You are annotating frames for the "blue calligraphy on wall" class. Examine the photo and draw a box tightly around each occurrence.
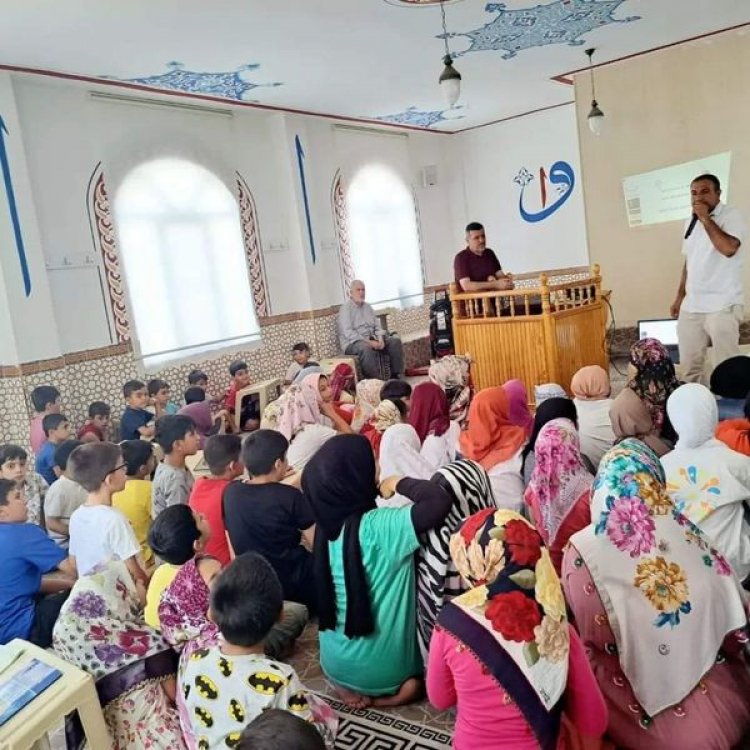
[295,135,316,264]
[515,161,575,223]
[0,116,31,296]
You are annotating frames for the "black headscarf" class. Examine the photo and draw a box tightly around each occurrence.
[710,356,750,400]
[301,434,379,638]
[521,397,578,468]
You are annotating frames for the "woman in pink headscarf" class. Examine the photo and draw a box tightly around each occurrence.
[275,373,352,471]
[502,379,534,439]
[524,418,593,573]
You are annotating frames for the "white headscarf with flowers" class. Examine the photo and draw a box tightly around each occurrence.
[448,508,569,711]
[570,438,747,716]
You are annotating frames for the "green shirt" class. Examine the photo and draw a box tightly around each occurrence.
[319,507,422,695]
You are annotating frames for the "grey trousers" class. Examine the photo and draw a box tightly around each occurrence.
[345,336,405,379]
[264,600,309,660]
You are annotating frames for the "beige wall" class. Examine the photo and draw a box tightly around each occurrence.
[576,29,750,326]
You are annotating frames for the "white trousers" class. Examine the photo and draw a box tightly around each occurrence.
[677,305,743,383]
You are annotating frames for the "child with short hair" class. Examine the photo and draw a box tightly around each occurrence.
[151,415,199,519]
[224,360,260,431]
[0,444,48,527]
[120,379,155,441]
[223,430,316,612]
[113,440,157,568]
[77,401,111,443]
[67,442,147,585]
[188,369,209,388]
[44,440,86,549]
[35,413,71,486]
[188,434,243,567]
[238,710,326,750]
[29,385,61,455]
[0,478,76,647]
[179,387,228,448]
[148,378,179,418]
[285,343,318,385]
[145,503,218,631]
[180,553,323,750]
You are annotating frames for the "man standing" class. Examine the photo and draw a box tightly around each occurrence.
[454,222,514,292]
[671,174,746,383]
[338,279,404,379]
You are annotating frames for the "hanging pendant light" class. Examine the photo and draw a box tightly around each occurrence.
[438,1,461,108]
[585,48,604,135]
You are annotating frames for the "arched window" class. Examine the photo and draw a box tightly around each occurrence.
[344,165,424,309]
[114,158,260,369]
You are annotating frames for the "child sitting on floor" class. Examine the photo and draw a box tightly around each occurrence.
[284,342,319,386]
[68,442,148,585]
[223,430,316,613]
[0,444,48,527]
[179,387,230,447]
[238,709,325,750]
[148,378,179,418]
[189,369,224,406]
[180,553,327,750]
[188,434,243,567]
[224,360,260,432]
[113,440,157,569]
[35,413,71,486]
[44,440,86,549]
[120,379,155,441]
[151,415,199,519]
[29,385,61,455]
[77,401,111,442]
[145,503,219,632]
[0,478,76,648]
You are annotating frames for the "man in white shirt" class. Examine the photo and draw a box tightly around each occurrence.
[671,174,746,383]
[337,279,404,378]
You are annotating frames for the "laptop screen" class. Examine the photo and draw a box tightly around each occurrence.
[638,318,679,347]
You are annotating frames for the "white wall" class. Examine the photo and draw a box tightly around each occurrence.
[2,72,587,365]
[453,103,589,276]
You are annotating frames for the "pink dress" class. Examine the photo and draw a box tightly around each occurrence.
[562,544,750,750]
[427,624,607,750]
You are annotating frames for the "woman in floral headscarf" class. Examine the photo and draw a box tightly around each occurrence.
[524,418,593,573]
[274,372,352,471]
[53,561,185,750]
[562,439,750,750]
[427,508,607,750]
[429,355,472,427]
[626,338,680,441]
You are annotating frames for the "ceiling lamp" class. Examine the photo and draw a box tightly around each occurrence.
[438,1,461,108]
[585,48,604,135]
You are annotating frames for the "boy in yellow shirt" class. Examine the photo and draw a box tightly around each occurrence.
[112,440,157,569]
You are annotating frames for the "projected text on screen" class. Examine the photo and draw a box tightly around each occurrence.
[622,152,731,229]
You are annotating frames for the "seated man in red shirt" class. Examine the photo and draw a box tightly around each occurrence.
[453,222,514,292]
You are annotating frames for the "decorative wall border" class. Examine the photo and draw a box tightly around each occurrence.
[87,164,131,342]
[332,169,355,296]
[236,172,271,318]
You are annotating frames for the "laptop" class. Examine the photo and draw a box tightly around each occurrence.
[638,318,680,364]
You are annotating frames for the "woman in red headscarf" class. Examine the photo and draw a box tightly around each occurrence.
[409,382,460,470]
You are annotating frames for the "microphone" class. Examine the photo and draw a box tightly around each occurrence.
[684,213,698,240]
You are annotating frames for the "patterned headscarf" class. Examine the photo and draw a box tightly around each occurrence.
[628,338,680,433]
[502,379,534,437]
[525,418,593,548]
[329,363,355,402]
[443,508,569,749]
[371,399,403,433]
[53,561,172,681]
[571,439,747,717]
[429,355,472,426]
[275,373,324,441]
[416,459,496,659]
[352,379,385,433]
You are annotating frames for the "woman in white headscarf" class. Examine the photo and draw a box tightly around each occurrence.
[661,383,750,581]
[378,424,434,508]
